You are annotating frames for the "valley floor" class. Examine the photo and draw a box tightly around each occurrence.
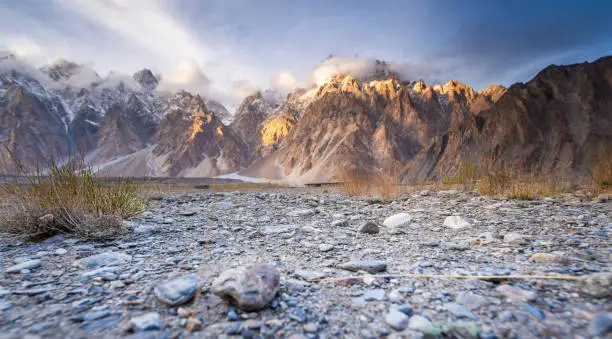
[0,189,610,338]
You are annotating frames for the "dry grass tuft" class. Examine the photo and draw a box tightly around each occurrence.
[0,158,145,239]
[340,166,401,199]
[592,143,612,190]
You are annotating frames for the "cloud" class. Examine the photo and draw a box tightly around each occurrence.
[158,60,212,95]
[5,36,44,63]
[270,70,297,91]
[309,56,443,86]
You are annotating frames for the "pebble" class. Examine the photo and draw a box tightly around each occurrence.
[130,313,163,332]
[385,310,409,330]
[73,252,131,269]
[330,219,347,227]
[443,216,472,229]
[495,284,537,302]
[154,274,199,306]
[443,303,479,320]
[54,248,68,255]
[363,289,385,301]
[337,260,387,274]
[383,213,412,234]
[408,315,433,332]
[580,272,612,298]
[503,233,525,244]
[212,263,280,311]
[528,252,567,264]
[287,209,315,217]
[456,292,489,310]
[357,221,380,234]
[294,270,326,281]
[5,259,41,273]
[589,312,612,337]
[260,225,295,235]
[317,244,334,252]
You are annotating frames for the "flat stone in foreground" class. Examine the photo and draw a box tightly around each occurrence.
[154,274,199,306]
[6,259,41,273]
[337,260,387,274]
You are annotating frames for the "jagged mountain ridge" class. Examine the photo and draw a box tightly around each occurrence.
[1,54,609,183]
[0,56,235,175]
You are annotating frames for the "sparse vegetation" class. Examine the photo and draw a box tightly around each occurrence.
[591,142,612,189]
[340,166,401,199]
[0,158,145,239]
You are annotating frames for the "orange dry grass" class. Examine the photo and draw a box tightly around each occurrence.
[340,167,401,199]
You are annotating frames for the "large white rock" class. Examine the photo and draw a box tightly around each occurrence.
[443,216,472,229]
[383,213,412,234]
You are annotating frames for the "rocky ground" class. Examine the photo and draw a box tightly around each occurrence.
[0,189,611,338]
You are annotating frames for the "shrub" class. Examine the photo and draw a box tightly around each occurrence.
[339,166,401,199]
[0,158,145,239]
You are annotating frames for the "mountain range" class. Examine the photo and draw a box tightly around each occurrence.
[1,52,610,184]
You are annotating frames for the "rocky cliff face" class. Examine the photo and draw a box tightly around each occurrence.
[245,75,491,182]
[151,92,247,177]
[1,53,609,182]
[404,56,612,182]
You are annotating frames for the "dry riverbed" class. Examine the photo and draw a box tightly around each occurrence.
[0,189,610,338]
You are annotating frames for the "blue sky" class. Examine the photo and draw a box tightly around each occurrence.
[0,0,610,104]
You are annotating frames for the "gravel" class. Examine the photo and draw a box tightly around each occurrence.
[0,189,609,338]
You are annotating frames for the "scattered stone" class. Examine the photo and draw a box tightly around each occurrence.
[318,244,334,252]
[589,313,612,337]
[383,213,412,234]
[363,289,385,301]
[331,219,348,227]
[580,272,612,298]
[287,209,315,217]
[408,315,433,332]
[293,270,326,281]
[337,260,387,274]
[73,252,131,269]
[260,225,295,235]
[55,248,68,255]
[130,313,163,332]
[6,259,41,273]
[385,310,409,330]
[358,221,380,234]
[456,292,489,310]
[212,263,280,311]
[528,252,567,264]
[443,303,479,320]
[503,233,525,244]
[154,274,199,306]
[495,285,537,302]
[390,304,413,315]
[445,241,471,251]
[520,302,545,321]
[179,210,197,216]
[443,216,472,229]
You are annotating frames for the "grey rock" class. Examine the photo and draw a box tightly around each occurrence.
[55,248,68,255]
[130,312,163,332]
[294,270,326,281]
[589,312,612,337]
[73,252,131,269]
[154,274,199,306]
[443,216,471,229]
[456,292,489,310]
[212,263,280,311]
[357,221,380,234]
[337,260,387,274]
[363,289,385,301]
[383,213,412,234]
[495,284,537,302]
[443,303,479,320]
[408,315,432,332]
[81,266,120,278]
[6,259,41,273]
[260,224,295,235]
[318,244,334,252]
[580,272,612,298]
[287,209,315,217]
[331,219,348,227]
[385,310,409,330]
